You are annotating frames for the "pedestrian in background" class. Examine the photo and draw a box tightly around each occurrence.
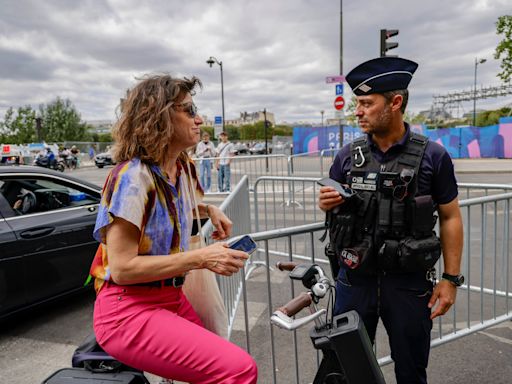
[215,131,235,192]
[90,74,257,383]
[318,57,463,384]
[195,132,215,192]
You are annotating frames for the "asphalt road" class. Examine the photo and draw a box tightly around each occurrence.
[1,159,512,384]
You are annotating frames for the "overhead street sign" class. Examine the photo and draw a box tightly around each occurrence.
[335,84,344,95]
[334,96,345,110]
[326,75,345,84]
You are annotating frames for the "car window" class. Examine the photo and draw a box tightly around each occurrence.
[0,176,100,217]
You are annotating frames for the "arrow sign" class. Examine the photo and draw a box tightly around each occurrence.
[334,96,345,110]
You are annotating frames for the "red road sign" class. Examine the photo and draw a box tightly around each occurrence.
[334,96,345,110]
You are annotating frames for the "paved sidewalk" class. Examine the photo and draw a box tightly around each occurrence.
[453,158,512,174]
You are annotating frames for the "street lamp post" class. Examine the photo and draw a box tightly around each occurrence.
[473,57,486,127]
[206,56,225,132]
[320,110,324,127]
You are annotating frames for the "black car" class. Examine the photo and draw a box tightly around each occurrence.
[94,151,115,168]
[0,166,101,320]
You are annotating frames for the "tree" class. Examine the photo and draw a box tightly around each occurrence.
[495,15,512,83]
[38,97,91,142]
[0,106,37,143]
[345,96,357,126]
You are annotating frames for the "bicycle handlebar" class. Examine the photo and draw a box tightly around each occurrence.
[270,262,333,331]
[276,292,312,317]
[276,261,298,271]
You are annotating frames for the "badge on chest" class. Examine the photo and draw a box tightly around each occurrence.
[350,171,378,191]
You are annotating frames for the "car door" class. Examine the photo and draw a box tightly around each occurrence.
[0,174,100,308]
[0,192,26,318]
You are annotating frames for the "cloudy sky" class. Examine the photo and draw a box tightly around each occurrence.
[0,0,508,125]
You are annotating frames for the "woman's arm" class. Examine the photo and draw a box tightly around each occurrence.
[196,203,232,240]
[106,217,246,285]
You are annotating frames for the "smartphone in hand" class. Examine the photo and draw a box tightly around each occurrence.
[317,177,357,199]
[229,235,257,255]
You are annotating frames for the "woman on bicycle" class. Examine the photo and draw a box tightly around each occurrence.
[90,74,257,383]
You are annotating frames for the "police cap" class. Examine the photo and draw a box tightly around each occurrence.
[346,57,418,96]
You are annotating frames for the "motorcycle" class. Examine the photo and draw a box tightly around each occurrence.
[33,154,66,172]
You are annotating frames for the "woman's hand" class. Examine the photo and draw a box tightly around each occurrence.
[202,242,249,276]
[207,205,232,240]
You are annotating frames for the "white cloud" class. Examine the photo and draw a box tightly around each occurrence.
[0,0,508,124]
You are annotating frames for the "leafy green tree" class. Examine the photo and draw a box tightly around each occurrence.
[38,97,90,142]
[345,96,357,126]
[495,15,512,82]
[0,106,37,143]
[225,124,240,141]
[201,126,214,138]
[98,133,113,142]
[273,124,293,137]
[476,108,510,126]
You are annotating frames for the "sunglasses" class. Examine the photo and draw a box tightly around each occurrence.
[392,168,415,201]
[174,102,198,118]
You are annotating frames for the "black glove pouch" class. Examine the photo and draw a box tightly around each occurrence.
[378,239,401,272]
[398,234,441,272]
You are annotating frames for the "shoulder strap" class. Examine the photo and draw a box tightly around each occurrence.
[350,136,372,170]
[217,143,227,156]
[398,132,428,178]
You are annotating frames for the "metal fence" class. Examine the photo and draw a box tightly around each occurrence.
[201,175,252,339]
[209,181,512,383]
[192,154,289,193]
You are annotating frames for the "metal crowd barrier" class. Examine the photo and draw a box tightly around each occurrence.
[201,175,252,339]
[208,181,512,383]
[192,154,289,193]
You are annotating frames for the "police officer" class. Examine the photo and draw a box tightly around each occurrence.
[318,57,463,384]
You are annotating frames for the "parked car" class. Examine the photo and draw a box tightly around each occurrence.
[94,151,115,168]
[233,142,249,155]
[272,141,291,154]
[1,144,24,166]
[0,166,101,320]
[249,142,272,155]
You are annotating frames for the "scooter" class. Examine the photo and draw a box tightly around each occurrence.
[42,333,172,383]
[34,154,65,172]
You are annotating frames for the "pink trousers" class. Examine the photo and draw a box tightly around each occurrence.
[94,282,257,383]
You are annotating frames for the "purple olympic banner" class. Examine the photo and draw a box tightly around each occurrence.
[293,117,512,158]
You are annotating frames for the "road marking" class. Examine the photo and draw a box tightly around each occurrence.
[479,330,512,345]
[231,302,267,332]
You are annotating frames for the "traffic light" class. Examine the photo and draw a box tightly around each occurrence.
[380,29,399,57]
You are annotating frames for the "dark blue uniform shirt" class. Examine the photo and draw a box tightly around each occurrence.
[329,123,458,205]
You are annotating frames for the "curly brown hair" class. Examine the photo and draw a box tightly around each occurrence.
[112,74,202,164]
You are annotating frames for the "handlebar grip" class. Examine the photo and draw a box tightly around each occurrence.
[277,292,312,317]
[276,261,298,271]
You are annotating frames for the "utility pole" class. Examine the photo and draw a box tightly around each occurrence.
[263,108,269,171]
[339,0,344,148]
[35,117,42,142]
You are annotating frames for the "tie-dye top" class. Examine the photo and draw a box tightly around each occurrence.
[89,154,203,293]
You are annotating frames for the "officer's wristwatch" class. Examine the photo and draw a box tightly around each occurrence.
[442,273,464,287]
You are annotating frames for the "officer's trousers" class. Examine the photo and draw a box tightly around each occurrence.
[335,269,433,384]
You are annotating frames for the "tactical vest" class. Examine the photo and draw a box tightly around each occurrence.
[325,132,441,275]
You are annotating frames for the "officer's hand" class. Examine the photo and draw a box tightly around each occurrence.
[318,186,344,212]
[428,280,457,320]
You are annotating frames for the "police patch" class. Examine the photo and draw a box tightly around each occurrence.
[341,248,360,269]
